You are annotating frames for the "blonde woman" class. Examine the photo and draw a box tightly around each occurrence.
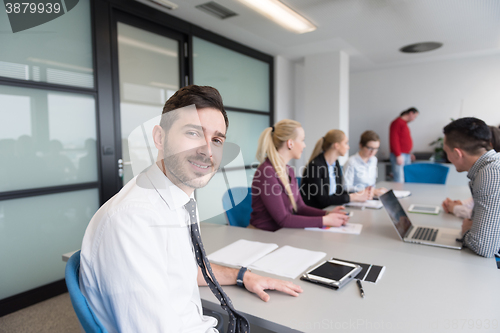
[301,130,373,209]
[250,120,349,231]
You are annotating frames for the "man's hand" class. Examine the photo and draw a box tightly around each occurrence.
[410,154,416,162]
[442,198,462,214]
[396,155,404,165]
[374,187,388,197]
[442,198,452,213]
[243,271,303,302]
[462,218,473,235]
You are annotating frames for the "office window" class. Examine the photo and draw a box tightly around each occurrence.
[117,22,180,185]
[0,0,93,88]
[193,37,270,113]
[0,189,99,299]
[193,37,272,224]
[0,85,98,192]
[225,111,269,166]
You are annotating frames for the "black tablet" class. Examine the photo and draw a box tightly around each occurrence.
[301,259,362,289]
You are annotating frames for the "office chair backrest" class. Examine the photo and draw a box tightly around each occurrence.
[404,163,449,184]
[222,187,252,227]
[65,250,108,333]
[296,177,301,186]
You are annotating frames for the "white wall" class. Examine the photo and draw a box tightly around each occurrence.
[350,54,500,160]
[274,55,294,122]
[294,52,350,170]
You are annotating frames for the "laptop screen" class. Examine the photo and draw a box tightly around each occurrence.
[379,190,413,239]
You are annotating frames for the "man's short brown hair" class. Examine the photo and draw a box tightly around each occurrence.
[160,85,228,132]
[443,117,491,155]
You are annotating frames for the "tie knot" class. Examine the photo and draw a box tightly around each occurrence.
[185,199,196,214]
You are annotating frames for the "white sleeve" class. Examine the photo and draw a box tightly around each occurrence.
[453,204,472,220]
[371,156,378,185]
[90,208,184,333]
[343,159,355,192]
[461,197,474,210]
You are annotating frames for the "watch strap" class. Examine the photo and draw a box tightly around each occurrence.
[236,267,248,287]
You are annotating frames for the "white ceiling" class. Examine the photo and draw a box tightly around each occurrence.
[137,0,500,72]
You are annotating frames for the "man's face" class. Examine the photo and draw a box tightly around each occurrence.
[161,107,226,191]
[443,136,463,172]
[408,112,419,122]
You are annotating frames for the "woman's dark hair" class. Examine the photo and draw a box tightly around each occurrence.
[160,85,228,131]
[400,107,419,117]
[443,117,491,155]
[359,130,380,146]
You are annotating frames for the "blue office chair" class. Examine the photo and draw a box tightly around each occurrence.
[65,250,108,333]
[404,163,449,184]
[222,187,252,227]
[66,251,225,333]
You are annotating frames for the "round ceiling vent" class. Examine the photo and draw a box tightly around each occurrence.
[400,42,443,53]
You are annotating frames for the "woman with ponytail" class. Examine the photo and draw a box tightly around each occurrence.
[250,120,349,231]
[300,130,373,209]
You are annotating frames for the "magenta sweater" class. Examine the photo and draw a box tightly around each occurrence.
[250,159,325,231]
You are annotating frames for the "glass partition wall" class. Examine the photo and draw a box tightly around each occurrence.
[0,0,273,315]
[192,37,272,224]
[116,20,182,185]
[0,0,100,311]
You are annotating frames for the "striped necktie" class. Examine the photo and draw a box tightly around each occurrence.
[185,199,250,333]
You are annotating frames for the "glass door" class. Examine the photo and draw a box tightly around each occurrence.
[113,13,186,186]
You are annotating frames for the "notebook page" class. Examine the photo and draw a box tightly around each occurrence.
[208,239,278,267]
[250,245,326,279]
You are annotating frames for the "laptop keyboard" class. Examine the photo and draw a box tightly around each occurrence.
[412,227,438,242]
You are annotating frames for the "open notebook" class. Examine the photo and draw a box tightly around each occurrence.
[208,240,326,279]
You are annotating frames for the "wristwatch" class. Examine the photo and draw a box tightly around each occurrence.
[236,267,249,287]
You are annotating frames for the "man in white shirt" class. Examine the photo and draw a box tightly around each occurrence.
[79,85,303,332]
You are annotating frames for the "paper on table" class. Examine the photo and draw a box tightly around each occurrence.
[208,239,278,267]
[393,190,411,198]
[249,245,326,279]
[346,200,383,209]
[304,223,362,235]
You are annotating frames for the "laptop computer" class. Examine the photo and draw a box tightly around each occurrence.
[379,190,462,250]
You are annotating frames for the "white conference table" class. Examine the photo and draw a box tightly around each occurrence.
[199,182,499,333]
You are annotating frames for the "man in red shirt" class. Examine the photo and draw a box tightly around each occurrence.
[389,107,419,182]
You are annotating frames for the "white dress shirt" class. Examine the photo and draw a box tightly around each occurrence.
[453,197,474,220]
[343,153,378,192]
[79,164,217,333]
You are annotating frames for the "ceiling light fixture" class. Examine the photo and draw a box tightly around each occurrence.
[149,0,178,10]
[196,2,238,20]
[400,42,443,53]
[237,0,316,34]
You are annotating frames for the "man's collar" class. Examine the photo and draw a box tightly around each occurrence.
[145,163,194,209]
[467,149,495,180]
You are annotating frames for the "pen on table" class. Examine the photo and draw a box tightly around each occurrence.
[356,280,365,298]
